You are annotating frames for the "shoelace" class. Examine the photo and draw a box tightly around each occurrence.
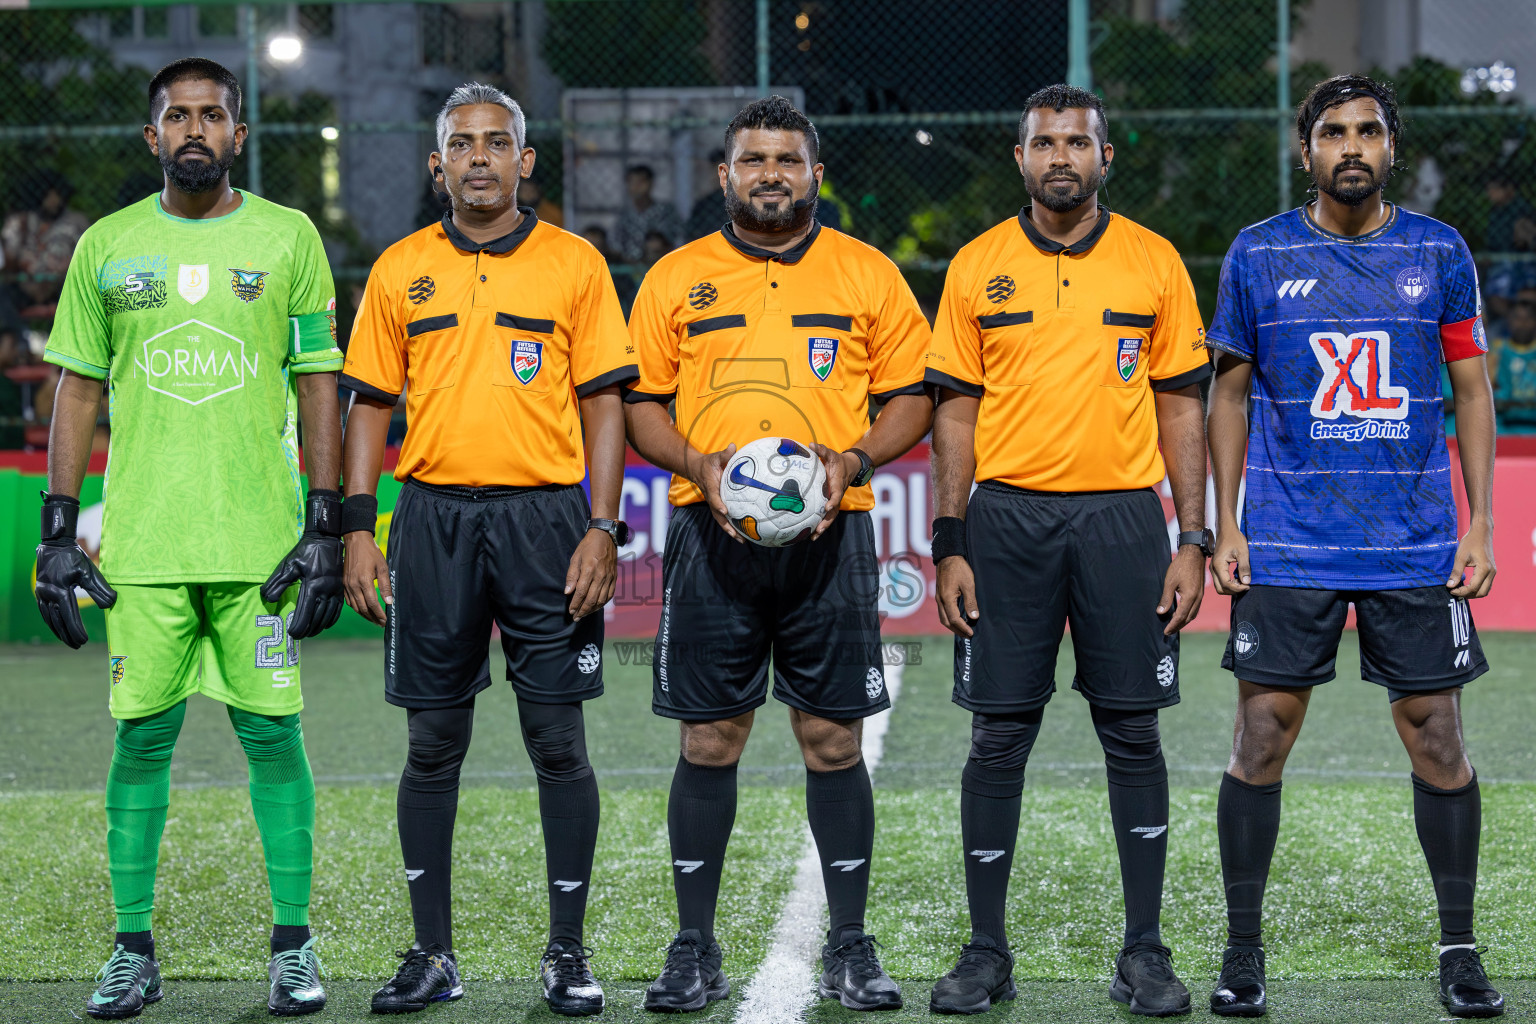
[660,936,708,979]
[1221,949,1263,986]
[1125,944,1179,982]
[95,947,151,997]
[541,945,596,984]
[830,935,886,978]
[948,943,1007,979]
[390,948,446,988]
[272,946,322,990]
[1442,948,1491,986]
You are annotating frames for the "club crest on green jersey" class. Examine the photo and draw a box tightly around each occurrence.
[230,268,269,302]
[110,655,126,686]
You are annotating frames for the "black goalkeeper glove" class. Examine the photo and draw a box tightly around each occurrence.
[34,492,117,649]
[261,489,343,640]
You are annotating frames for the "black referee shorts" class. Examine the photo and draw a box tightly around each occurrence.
[383,478,604,709]
[652,503,890,722]
[953,482,1180,713]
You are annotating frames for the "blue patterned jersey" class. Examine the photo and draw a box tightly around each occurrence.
[1207,205,1486,589]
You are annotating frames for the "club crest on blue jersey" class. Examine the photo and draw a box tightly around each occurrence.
[1394,266,1430,304]
[512,339,543,384]
[1473,317,1489,352]
[229,268,269,303]
[808,337,838,381]
[1116,337,1142,381]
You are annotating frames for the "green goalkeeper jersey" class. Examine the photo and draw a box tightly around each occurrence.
[45,191,342,584]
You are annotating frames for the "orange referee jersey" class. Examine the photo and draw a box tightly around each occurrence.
[627,222,931,511]
[926,207,1210,492]
[343,211,637,487]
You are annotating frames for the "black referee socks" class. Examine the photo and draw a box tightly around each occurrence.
[667,757,738,944]
[806,759,876,945]
[960,761,1025,948]
[1413,772,1481,947]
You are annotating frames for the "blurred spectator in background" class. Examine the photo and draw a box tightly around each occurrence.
[581,224,614,260]
[2,170,89,310]
[641,229,672,269]
[1485,171,1533,252]
[1491,299,1536,431]
[520,173,563,227]
[686,149,728,241]
[583,223,638,316]
[1483,214,1536,325]
[614,164,680,262]
[0,329,28,448]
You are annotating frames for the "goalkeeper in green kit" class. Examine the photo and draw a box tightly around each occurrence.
[35,59,344,1019]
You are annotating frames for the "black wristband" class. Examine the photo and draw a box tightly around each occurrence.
[305,489,343,537]
[340,493,378,537]
[931,516,968,562]
[40,491,81,545]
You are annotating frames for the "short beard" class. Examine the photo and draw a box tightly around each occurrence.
[453,172,515,211]
[1024,163,1104,213]
[161,144,233,194]
[725,179,818,235]
[1315,160,1392,207]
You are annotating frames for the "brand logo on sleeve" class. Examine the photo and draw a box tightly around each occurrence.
[808,336,839,381]
[688,282,718,309]
[178,264,208,304]
[1117,337,1142,381]
[229,268,269,302]
[512,339,543,384]
[986,275,1015,303]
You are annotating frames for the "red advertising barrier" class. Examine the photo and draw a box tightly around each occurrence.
[601,438,1536,638]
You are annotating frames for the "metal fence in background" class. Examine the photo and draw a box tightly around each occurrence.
[2,0,1536,445]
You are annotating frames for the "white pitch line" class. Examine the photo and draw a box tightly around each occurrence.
[731,660,905,1024]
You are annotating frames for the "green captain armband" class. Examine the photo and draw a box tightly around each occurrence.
[289,310,342,366]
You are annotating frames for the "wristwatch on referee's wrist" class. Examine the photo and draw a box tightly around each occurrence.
[844,447,875,488]
[586,518,632,546]
[1177,528,1215,558]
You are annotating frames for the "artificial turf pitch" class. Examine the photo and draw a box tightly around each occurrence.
[2,632,1534,1022]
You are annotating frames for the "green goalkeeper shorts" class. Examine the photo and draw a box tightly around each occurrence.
[103,582,303,720]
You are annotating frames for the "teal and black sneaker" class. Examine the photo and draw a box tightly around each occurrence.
[268,937,327,1016]
[85,944,162,1020]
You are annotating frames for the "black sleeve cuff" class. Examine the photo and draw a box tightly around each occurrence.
[622,386,675,405]
[339,373,402,406]
[1150,363,1214,392]
[871,380,929,402]
[924,367,984,398]
[575,363,641,398]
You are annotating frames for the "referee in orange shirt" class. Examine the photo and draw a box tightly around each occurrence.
[925,85,1211,1017]
[625,96,933,1013]
[338,84,634,1018]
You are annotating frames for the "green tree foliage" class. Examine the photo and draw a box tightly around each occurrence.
[543,0,714,88]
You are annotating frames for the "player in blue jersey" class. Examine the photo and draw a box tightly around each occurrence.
[1205,75,1503,1019]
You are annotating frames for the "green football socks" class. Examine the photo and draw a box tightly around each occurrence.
[106,701,187,933]
[228,707,316,928]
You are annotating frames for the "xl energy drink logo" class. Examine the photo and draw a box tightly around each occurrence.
[1307,330,1410,441]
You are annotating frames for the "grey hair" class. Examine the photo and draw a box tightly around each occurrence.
[435,82,525,154]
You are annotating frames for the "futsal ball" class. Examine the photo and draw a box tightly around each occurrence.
[721,437,827,547]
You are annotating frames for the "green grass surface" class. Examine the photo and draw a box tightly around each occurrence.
[2,632,1534,1023]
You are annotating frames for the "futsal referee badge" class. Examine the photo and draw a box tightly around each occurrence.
[808,336,839,381]
[512,339,544,384]
[1116,337,1143,382]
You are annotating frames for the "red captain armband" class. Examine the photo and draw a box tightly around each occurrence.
[1441,315,1489,363]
